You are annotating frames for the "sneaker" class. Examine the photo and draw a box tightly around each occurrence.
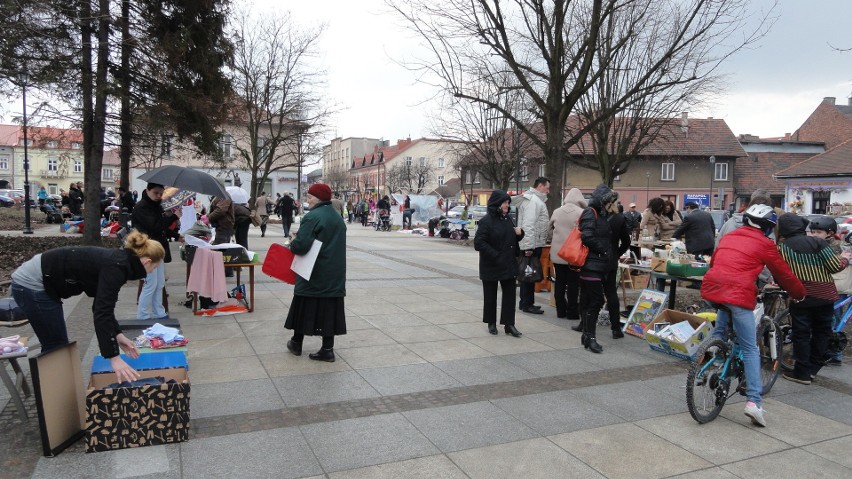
[744,402,767,427]
[783,372,812,385]
[824,357,842,367]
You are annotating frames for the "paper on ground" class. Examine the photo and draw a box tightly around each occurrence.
[291,239,322,281]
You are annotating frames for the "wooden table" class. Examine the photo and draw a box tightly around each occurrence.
[628,264,703,309]
[191,262,257,313]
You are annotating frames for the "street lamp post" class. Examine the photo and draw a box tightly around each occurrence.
[645,171,650,204]
[515,128,521,195]
[20,71,33,234]
[709,155,716,210]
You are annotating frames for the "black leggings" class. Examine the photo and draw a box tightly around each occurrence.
[579,276,605,337]
[291,333,334,349]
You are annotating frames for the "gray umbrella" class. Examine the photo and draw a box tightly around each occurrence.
[138,165,228,198]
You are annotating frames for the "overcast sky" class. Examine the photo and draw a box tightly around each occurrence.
[263,0,850,142]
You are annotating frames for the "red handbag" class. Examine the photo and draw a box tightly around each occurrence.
[557,208,597,268]
[262,243,297,284]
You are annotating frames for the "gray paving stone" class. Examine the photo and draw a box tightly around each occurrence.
[448,437,604,478]
[491,389,623,436]
[300,413,439,473]
[32,444,181,479]
[327,454,467,478]
[403,401,538,452]
[272,370,381,407]
[719,398,852,446]
[358,362,462,395]
[721,447,852,478]
[668,468,741,478]
[775,387,852,425]
[434,356,536,386]
[180,321,245,341]
[190,378,285,419]
[363,313,432,329]
[181,427,322,479]
[502,349,600,377]
[189,355,268,384]
[383,324,459,343]
[802,434,852,469]
[337,343,426,369]
[186,336,256,360]
[571,378,689,421]
[562,343,660,368]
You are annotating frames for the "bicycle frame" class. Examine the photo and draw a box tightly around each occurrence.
[833,294,852,333]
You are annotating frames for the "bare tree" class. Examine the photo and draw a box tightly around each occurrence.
[385,163,407,195]
[324,167,349,196]
[227,8,334,200]
[390,0,775,211]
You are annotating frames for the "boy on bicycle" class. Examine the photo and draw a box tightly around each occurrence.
[701,205,806,427]
[777,214,851,384]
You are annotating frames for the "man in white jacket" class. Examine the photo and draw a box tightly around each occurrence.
[517,177,551,314]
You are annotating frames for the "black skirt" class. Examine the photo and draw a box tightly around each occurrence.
[284,295,347,336]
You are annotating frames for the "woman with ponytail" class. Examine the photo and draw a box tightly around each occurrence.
[10,231,165,382]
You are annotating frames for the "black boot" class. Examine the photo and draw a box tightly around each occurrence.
[287,339,302,356]
[309,348,336,362]
[612,329,625,339]
[505,324,522,337]
[586,337,603,354]
[581,333,590,348]
[488,323,498,335]
[571,323,583,332]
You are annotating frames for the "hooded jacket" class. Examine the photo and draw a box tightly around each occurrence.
[549,188,587,265]
[517,187,549,250]
[474,190,524,281]
[701,224,805,310]
[777,214,848,306]
[579,184,617,276]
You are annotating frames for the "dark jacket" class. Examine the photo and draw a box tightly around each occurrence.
[673,209,716,254]
[290,201,347,297]
[131,190,173,263]
[607,212,632,271]
[119,191,136,213]
[777,213,847,307]
[278,195,295,218]
[68,186,84,214]
[234,203,252,226]
[474,190,524,281]
[579,184,616,276]
[41,247,148,358]
[208,196,235,232]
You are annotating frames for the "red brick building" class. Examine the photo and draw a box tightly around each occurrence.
[793,97,852,150]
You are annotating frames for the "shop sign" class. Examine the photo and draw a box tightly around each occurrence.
[788,178,852,190]
[683,194,709,207]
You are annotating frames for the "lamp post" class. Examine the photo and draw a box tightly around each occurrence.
[515,128,521,195]
[645,171,650,204]
[19,71,33,234]
[709,155,716,210]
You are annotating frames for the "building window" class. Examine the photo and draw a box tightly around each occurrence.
[538,164,545,177]
[661,162,675,181]
[47,140,58,148]
[221,134,232,159]
[257,137,269,161]
[405,156,412,167]
[48,183,57,194]
[0,156,8,170]
[48,157,58,171]
[20,139,32,146]
[521,165,529,180]
[438,158,445,168]
[437,175,444,186]
[102,168,114,180]
[466,171,477,184]
[74,160,82,173]
[714,162,728,181]
[419,157,426,167]
[161,135,172,157]
[71,142,81,149]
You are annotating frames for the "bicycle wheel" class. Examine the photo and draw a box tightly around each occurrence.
[758,317,782,394]
[774,308,794,372]
[687,338,731,424]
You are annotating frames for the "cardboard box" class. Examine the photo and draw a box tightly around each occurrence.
[644,309,712,360]
[30,346,191,456]
[650,257,667,272]
[85,367,190,452]
[629,273,650,290]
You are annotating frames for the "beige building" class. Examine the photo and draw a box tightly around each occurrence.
[322,137,382,187]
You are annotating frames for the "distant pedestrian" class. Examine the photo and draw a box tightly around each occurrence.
[673,202,716,256]
[549,188,586,321]
[278,193,295,236]
[516,177,551,314]
[255,191,269,237]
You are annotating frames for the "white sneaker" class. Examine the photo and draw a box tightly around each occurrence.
[744,402,766,427]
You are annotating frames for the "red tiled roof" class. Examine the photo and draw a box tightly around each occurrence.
[351,138,422,169]
[775,138,852,177]
[735,151,816,195]
[0,124,83,148]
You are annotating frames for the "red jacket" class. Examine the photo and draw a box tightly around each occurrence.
[701,226,805,309]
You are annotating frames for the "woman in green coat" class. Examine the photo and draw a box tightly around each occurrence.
[285,184,347,362]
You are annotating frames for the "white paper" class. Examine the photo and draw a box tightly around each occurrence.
[179,204,196,234]
[291,239,322,281]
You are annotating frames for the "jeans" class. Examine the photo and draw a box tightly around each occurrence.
[137,262,166,319]
[790,303,834,379]
[518,247,542,309]
[11,283,67,353]
[282,216,293,236]
[712,303,761,406]
[482,279,516,326]
[553,264,580,319]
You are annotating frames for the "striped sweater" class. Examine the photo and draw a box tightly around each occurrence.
[778,241,848,305]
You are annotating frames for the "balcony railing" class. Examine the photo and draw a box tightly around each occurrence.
[40,169,65,178]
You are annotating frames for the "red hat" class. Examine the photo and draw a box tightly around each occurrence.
[307,183,332,202]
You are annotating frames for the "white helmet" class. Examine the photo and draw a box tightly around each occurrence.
[743,204,777,232]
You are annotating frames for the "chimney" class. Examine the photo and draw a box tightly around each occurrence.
[680,111,688,135]
[823,97,836,105]
[784,133,791,140]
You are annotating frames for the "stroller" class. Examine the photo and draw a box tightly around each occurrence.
[41,203,63,224]
[375,209,391,231]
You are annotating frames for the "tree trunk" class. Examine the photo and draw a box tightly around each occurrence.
[118,0,131,192]
[543,116,566,213]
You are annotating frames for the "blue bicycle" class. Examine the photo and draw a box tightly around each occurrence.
[686,294,782,424]
[775,293,851,371]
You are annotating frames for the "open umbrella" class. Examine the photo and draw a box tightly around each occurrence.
[138,165,228,198]
[225,186,250,205]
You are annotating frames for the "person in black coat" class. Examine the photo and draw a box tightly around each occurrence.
[474,190,525,337]
[672,202,716,256]
[131,183,176,320]
[10,231,165,383]
[577,184,619,353]
[603,203,631,338]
